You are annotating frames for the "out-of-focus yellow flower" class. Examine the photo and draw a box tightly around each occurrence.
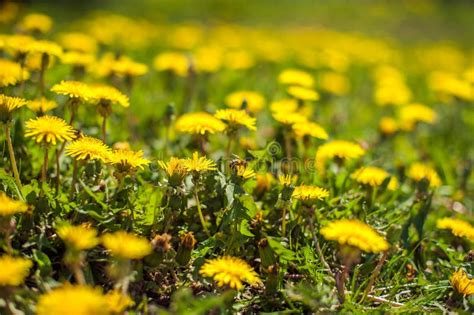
[0,2,19,24]
[407,162,441,188]
[234,165,256,180]
[292,121,328,139]
[88,84,129,108]
[437,217,474,241]
[25,115,76,145]
[255,173,274,195]
[270,98,299,114]
[279,174,297,186]
[450,269,474,297]
[153,51,190,77]
[273,111,308,125]
[27,97,57,113]
[175,112,226,135]
[215,109,256,131]
[287,86,320,101]
[26,40,63,58]
[373,65,412,106]
[57,224,100,251]
[61,51,96,67]
[351,166,398,190]
[102,231,152,260]
[225,90,265,113]
[428,71,473,102]
[319,71,350,96]
[278,68,314,87]
[398,103,437,131]
[66,136,111,162]
[0,59,30,87]
[4,34,35,55]
[105,290,134,314]
[167,24,203,50]
[194,46,223,73]
[17,13,52,34]
[37,284,109,315]
[51,80,92,101]
[0,192,28,217]
[0,94,27,122]
[292,185,329,201]
[96,53,148,78]
[321,219,389,253]
[224,49,255,70]
[109,149,150,171]
[200,256,261,290]
[57,32,98,53]
[315,140,365,174]
[0,255,32,286]
[379,116,399,135]
[182,152,217,173]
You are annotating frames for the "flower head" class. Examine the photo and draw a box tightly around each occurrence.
[0,255,32,286]
[379,116,398,135]
[51,80,92,101]
[319,71,350,96]
[315,140,366,174]
[105,290,134,314]
[0,59,30,87]
[215,109,256,131]
[398,103,437,131]
[17,13,52,34]
[292,121,328,139]
[233,164,256,180]
[278,68,314,87]
[58,32,98,53]
[109,149,150,172]
[61,51,96,67]
[158,157,188,184]
[279,174,297,187]
[96,53,148,78]
[102,231,152,259]
[407,162,441,188]
[182,152,217,173]
[450,269,474,297]
[26,40,63,57]
[321,219,389,253]
[273,111,308,125]
[437,217,474,241]
[66,136,111,162]
[57,224,100,251]
[175,112,226,135]
[0,192,28,217]
[200,256,261,290]
[270,98,299,114]
[287,86,320,101]
[27,97,58,113]
[0,94,27,122]
[25,115,76,145]
[225,91,265,113]
[36,284,108,315]
[153,51,190,76]
[88,84,129,108]
[292,185,329,201]
[351,166,398,190]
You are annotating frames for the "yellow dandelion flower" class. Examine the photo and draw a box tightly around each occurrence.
[66,136,111,162]
[0,192,28,217]
[255,173,274,194]
[379,116,398,135]
[292,121,328,139]
[175,112,226,135]
[407,162,441,188]
[88,84,129,108]
[17,13,52,34]
[319,71,350,96]
[182,152,217,173]
[270,98,299,114]
[437,217,474,241]
[27,97,58,113]
[215,109,256,131]
[321,219,389,253]
[225,91,265,113]
[398,103,437,131]
[224,49,255,70]
[26,40,63,58]
[96,53,148,78]
[37,284,109,315]
[105,290,134,314]
[292,185,329,201]
[273,111,308,125]
[109,149,150,171]
[61,51,96,67]
[450,269,474,297]
[194,46,223,73]
[4,34,35,55]
[57,224,100,251]
[51,80,92,101]
[279,174,297,186]
[158,157,188,178]
[278,68,314,87]
[315,140,366,174]
[0,59,30,87]
[351,166,398,190]
[0,94,27,122]
[0,255,32,286]
[102,231,152,259]
[234,165,256,180]
[153,51,190,77]
[287,86,320,101]
[25,115,76,145]
[57,32,98,53]
[200,256,261,290]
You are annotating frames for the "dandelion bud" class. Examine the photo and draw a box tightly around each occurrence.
[258,238,276,268]
[151,233,172,253]
[176,232,196,266]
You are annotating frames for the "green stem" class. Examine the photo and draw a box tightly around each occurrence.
[281,203,288,236]
[41,146,49,184]
[194,190,210,237]
[69,159,79,198]
[55,149,60,194]
[101,115,107,143]
[360,250,388,303]
[5,124,23,193]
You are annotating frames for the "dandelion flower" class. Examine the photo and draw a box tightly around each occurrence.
[273,111,308,125]
[17,13,52,34]
[379,116,398,135]
[234,165,256,180]
[182,152,217,173]
[57,224,100,251]
[292,185,329,201]
[398,103,437,131]
[225,91,265,113]
[319,71,350,96]
[25,115,76,145]
[407,162,441,188]
[292,121,328,139]
[27,97,58,113]
[58,32,98,53]
[26,40,63,58]
[36,284,108,315]
[109,149,150,171]
[0,192,28,217]
[450,269,474,296]
[278,68,314,87]
[61,51,96,67]
[215,109,256,131]
[315,140,366,174]
[153,51,190,77]
[66,136,111,162]
[437,217,474,241]
[105,290,134,314]
[88,84,129,108]
[4,34,35,55]
[287,86,319,101]
[321,219,389,253]
[0,255,32,286]
[0,59,30,87]
[351,166,398,190]
[270,98,299,114]
[200,256,261,290]
[158,157,188,180]
[175,112,226,135]
[0,94,27,122]
[96,53,148,78]
[279,174,297,186]
[102,231,152,260]
[51,80,92,101]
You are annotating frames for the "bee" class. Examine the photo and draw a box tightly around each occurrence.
[229,155,248,171]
